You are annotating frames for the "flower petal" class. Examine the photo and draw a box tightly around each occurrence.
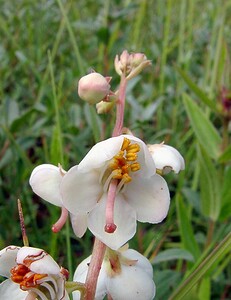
[29,164,63,206]
[73,255,107,300]
[121,249,153,278]
[106,263,156,300]
[78,136,125,172]
[0,245,20,277]
[0,279,28,299]
[56,277,70,300]
[70,213,88,238]
[124,174,170,223]
[61,166,102,213]
[148,144,185,174]
[17,247,60,275]
[88,194,137,250]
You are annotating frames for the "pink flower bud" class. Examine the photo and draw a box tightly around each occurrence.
[114,50,131,76]
[78,73,111,105]
[120,50,130,66]
[130,53,148,67]
[114,50,151,80]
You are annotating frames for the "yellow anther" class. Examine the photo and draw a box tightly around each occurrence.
[121,138,131,151]
[122,173,132,183]
[121,164,130,174]
[109,158,119,170]
[105,138,141,189]
[112,169,123,179]
[126,153,137,161]
[127,144,140,153]
[130,162,140,172]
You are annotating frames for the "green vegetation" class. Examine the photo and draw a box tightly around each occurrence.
[0,0,231,299]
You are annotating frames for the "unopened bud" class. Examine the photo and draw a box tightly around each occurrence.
[114,50,131,76]
[126,54,152,80]
[130,53,148,67]
[78,73,111,105]
[114,50,151,80]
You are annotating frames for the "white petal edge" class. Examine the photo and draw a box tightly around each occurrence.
[121,249,153,278]
[61,166,103,213]
[88,194,137,250]
[0,245,19,277]
[0,279,28,300]
[29,164,63,206]
[124,174,170,223]
[78,136,125,172]
[70,213,88,238]
[17,247,60,275]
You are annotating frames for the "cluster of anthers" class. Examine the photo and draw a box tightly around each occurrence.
[103,138,141,192]
[11,264,47,291]
[10,252,69,300]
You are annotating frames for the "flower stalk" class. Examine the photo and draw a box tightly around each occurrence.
[83,238,106,300]
[83,71,127,299]
[112,74,127,137]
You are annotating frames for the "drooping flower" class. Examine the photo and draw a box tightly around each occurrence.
[29,164,87,238]
[61,135,170,250]
[148,143,185,175]
[72,246,156,300]
[0,245,69,300]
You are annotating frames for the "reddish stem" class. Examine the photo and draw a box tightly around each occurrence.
[17,199,29,246]
[52,206,69,233]
[112,74,127,137]
[84,238,106,300]
[104,179,118,233]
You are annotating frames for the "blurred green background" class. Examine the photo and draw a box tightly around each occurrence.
[0,0,231,299]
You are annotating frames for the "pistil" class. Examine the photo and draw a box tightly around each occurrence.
[104,138,141,233]
[105,179,118,233]
[52,206,69,233]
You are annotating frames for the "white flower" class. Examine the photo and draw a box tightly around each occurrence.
[148,143,185,174]
[61,135,170,250]
[29,164,87,238]
[72,247,156,300]
[0,245,69,300]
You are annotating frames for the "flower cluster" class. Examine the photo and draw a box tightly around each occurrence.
[0,50,185,300]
